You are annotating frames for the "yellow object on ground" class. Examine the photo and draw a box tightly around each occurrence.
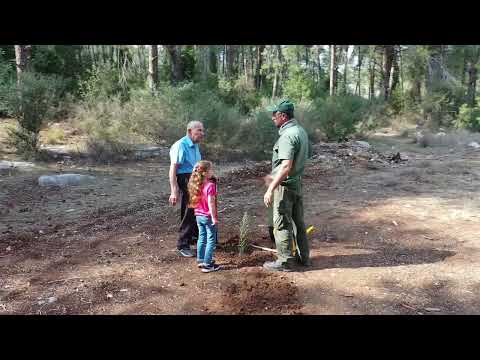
[306,226,315,235]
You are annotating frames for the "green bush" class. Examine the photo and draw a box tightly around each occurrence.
[42,126,66,145]
[0,50,15,116]
[78,62,146,104]
[311,96,370,141]
[0,72,68,156]
[230,109,277,159]
[30,45,81,93]
[72,82,279,161]
[454,103,480,131]
[421,83,464,128]
[74,96,142,161]
[357,100,390,132]
[283,66,326,103]
[79,63,126,103]
[388,87,405,114]
[218,77,261,115]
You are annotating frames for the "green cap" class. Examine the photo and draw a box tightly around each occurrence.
[266,99,294,114]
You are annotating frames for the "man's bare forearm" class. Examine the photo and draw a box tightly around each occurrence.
[169,163,179,193]
[267,160,293,192]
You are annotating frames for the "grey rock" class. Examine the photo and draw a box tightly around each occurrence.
[38,174,96,187]
[0,160,35,171]
[354,141,371,149]
[133,145,169,159]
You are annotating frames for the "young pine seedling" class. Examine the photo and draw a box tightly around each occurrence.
[238,211,250,256]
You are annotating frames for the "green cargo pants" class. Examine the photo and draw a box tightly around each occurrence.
[271,183,309,265]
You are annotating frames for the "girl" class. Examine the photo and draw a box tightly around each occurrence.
[188,160,221,273]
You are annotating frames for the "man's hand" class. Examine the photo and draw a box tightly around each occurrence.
[264,188,273,207]
[169,190,179,206]
[169,162,180,206]
[263,160,293,207]
[212,217,218,226]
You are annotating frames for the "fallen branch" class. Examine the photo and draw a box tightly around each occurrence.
[250,244,277,253]
[400,303,417,311]
[45,277,83,285]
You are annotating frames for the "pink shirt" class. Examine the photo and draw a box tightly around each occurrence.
[194,181,217,217]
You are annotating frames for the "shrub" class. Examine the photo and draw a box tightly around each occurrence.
[421,83,464,128]
[0,50,15,117]
[311,96,371,141]
[73,82,310,162]
[388,87,406,114]
[283,66,326,103]
[218,77,261,115]
[73,96,142,161]
[454,103,480,131]
[42,126,65,145]
[0,72,68,156]
[231,109,277,159]
[78,62,146,104]
[30,45,79,93]
[78,63,125,103]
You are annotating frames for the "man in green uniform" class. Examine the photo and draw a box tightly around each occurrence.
[263,100,311,272]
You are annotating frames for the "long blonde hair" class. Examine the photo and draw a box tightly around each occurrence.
[188,160,214,208]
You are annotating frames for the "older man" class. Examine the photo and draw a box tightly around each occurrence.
[169,121,204,257]
[263,100,311,272]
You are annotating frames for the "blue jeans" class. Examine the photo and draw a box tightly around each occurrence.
[196,215,217,265]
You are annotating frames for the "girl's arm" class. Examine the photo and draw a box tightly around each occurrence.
[208,195,218,225]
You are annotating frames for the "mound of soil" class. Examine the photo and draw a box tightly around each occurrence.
[217,270,301,315]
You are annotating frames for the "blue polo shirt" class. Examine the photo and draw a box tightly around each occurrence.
[169,136,202,175]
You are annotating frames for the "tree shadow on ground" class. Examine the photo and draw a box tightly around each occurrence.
[301,278,480,315]
[301,246,455,272]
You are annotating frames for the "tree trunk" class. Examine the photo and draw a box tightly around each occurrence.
[242,46,250,84]
[317,45,322,83]
[305,46,310,68]
[250,46,255,82]
[343,46,349,95]
[467,60,478,107]
[165,45,185,85]
[255,45,266,89]
[399,46,404,94]
[109,46,114,66]
[148,45,159,93]
[329,45,337,96]
[198,45,211,82]
[14,45,32,83]
[272,45,284,99]
[425,45,445,94]
[461,56,468,87]
[368,55,375,100]
[390,46,400,95]
[382,45,395,100]
[209,46,217,74]
[222,45,226,76]
[356,45,363,96]
[225,45,238,80]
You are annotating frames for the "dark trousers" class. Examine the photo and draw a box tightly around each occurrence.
[176,173,199,250]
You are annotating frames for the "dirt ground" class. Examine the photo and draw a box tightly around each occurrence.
[2,121,480,314]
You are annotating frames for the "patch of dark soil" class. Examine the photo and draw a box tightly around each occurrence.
[217,270,301,314]
[220,161,271,184]
[309,247,455,270]
[0,231,37,254]
[1,289,26,302]
[216,251,275,270]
